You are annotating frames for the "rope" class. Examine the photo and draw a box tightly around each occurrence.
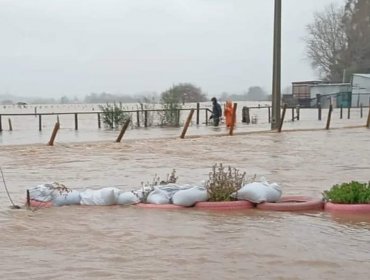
[0,168,21,209]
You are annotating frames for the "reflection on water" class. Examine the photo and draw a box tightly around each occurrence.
[0,116,369,279]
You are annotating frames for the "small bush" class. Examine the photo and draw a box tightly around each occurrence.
[323,181,370,204]
[205,163,246,202]
[99,102,130,129]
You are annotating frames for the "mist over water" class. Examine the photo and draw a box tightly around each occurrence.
[0,103,370,279]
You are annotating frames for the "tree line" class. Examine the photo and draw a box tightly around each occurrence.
[305,0,370,82]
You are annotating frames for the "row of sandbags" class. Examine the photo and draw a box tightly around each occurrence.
[27,180,282,207]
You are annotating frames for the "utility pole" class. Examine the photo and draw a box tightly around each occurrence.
[271,0,282,130]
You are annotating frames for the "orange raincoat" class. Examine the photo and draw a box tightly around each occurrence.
[224,100,235,127]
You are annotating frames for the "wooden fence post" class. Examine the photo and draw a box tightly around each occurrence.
[360,104,363,118]
[97,113,101,128]
[326,104,333,130]
[347,107,351,119]
[366,105,370,128]
[144,110,148,127]
[268,106,271,123]
[39,115,42,131]
[229,103,238,136]
[278,104,287,132]
[196,103,200,125]
[74,113,78,130]
[0,114,2,132]
[116,118,131,143]
[48,122,60,146]
[136,110,140,127]
[205,110,208,125]
[8,118,12,131]
[26,190,30,209]
[291,107,295,122]
[296,106,300,120]
[318,104,322,121]
[180,109,194,139]
[340,105,343,119]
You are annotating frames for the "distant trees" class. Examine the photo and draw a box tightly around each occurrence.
[304,0,370,82]
[160,83,207,104]
[218,86,268,101]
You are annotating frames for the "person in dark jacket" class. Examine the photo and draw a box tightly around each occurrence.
[210,97,222,126]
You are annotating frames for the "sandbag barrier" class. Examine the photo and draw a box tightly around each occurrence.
[25,183,370,214]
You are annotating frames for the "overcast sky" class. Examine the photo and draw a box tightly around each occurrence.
[0,0,344,98]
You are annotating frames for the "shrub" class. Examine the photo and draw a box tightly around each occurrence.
[323,181,370,204]
[99,102,130,129]
[205,163,246,202]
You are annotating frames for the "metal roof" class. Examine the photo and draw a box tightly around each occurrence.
[353,73,370,79]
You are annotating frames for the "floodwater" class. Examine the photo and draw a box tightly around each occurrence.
[0,103,370,279]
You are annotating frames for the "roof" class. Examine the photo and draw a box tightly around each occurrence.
[353,73,370,79]
[292,81,323,85]
[310,83,351,87]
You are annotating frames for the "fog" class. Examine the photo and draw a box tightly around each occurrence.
[0,0,344,98]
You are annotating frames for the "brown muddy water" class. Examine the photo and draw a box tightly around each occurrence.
[0,124,370,279]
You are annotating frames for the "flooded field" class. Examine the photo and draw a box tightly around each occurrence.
[0,103,370,279]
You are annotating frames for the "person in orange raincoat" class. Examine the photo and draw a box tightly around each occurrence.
[224,100,235,127]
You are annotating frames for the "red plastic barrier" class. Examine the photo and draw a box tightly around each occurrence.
[325,202,370,213]
[194,200,254,210]
[256,196,324,211]
[29,199,53,208]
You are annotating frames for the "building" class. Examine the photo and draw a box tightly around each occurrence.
[292,81,322,108]
[351,74,370,107]
[310,83,352,108]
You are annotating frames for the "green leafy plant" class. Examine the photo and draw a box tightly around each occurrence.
[323,181,370,204]
[205,163,246,202]
[159,87,182,127]
[99,102,130,129]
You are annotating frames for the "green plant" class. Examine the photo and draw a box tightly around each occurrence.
[140,170,178,203]
[159,87,182,127]
[99,102,130,129]
[323,181,370,204]
[205,163,246,202]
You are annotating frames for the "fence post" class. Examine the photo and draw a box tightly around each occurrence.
[291,107,294,122]
[8,118,12,131]
[39,115,42,131]
[180,109,194,139]
[97,113,101,128]
[242,107,250,124]
[26,189,30,209]
[196,103,200,125]
[48,122,60,146]
[318,104,322,121]
[0,114,2,132]
[229,103,238,136]
[177,109,180,126]
[74,113,78,130]
[205,110,208,125]
[296,106,300,120]
[340,105,343,119]
[144,110,148,127]
[326,104,333,130]
[278,104,287,132]
[366,105,370,128]
[268,106,271,123]
[136,110,140,127]
[347,106,351,119]
[360,104,363,118]
[116,118,131,143]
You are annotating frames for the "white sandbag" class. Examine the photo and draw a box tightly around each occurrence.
[146,187,171,204]
[53,190,81,207]
[117,191,141,205]
[232,181,282,203]
[80,188,116,206]
[172,186,208,207]
[28,183,56,202]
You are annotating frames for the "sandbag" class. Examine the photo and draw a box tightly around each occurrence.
[28,184,56,202]
[53,190,81,207]
[117,191,141,205]
[146,187,171,204]
[232,181,282,203]
[172,186,208,207]
[80,188,116,206]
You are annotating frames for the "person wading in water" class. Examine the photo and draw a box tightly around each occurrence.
[210,97,222,126]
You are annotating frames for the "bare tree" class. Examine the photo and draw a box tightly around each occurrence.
[304,4,348,82]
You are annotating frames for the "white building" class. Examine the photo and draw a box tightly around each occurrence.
[310,83,351,108]
[352,74,370,107]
